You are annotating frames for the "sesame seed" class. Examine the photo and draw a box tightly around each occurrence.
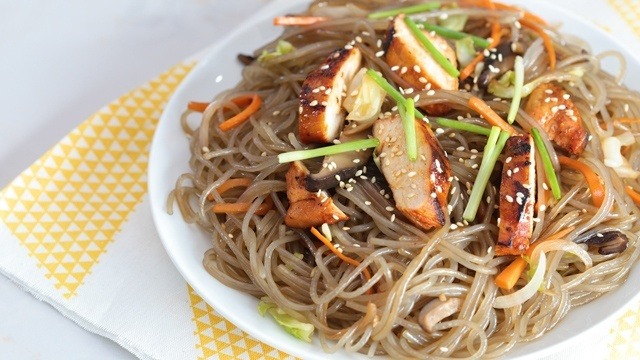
[431,192,437,198]
[506,156,512,163]
[456,146,465,151]
[543,182,549,190]
[310,100,318,106]
[385,206,394,212]
[353,159,361,164]
[364,201,372,206]
[332,214,340,220]
[355,36,363,43]
[390,214,396,222]
[450,224,458,230]
[427,90,436,96]
[320,64,329,70]
[513,168,520,174]
[375,50,385,57]
[400,66,408,74]
[408,171,417,177]
[436,128,445,134]
[539,205,547,212]
[391,65,399,71]
[506,195,514,202]
[376,39,382,48]
[545,89,554,94]
[413,65,421,73]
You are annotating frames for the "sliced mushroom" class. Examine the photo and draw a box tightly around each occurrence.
[285,161,349,228]
[419,297,462,333]
[306,131,373,192]
[583,231,629,255]
[478,41,523,89]
[299,46,362,144]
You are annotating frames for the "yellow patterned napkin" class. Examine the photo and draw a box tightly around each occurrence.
[1,1,640,358]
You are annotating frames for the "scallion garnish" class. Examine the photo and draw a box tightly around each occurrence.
[463,128,511,222]
[507,56,525,124]
[404,17,460,78]
[435,117,491,136]
[368,2,441,19]
[366,69,425,119]
[531,128,562,200]
[277,138,380,163]
[399,98,418,161]
[420,22,490,48]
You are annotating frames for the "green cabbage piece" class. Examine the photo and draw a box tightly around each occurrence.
[258,297,315,342]
[455,37,477,68]
[258,40,295,63]
[438,14,468,31]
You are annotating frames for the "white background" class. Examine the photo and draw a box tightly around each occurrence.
[0,0,638,359]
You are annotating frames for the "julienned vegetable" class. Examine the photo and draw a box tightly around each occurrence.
[277,138,380,163]
[258,40,296,62]
[507,56,524,124]
[420,22,490,48]
[531,128,562,200]
[558,156,605,207]
[494,226,575,290]
[468,97,517,135]
[399,98,418,161]
[367,2,441,19]
[494,252,547,308]
[258,297,315,342]
[365,69,425,119]
[463,128,510,222]
[404,17,460,77]
[310,227,374,294]
[435,117,492,136]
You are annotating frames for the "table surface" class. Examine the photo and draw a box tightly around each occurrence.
[1,0,638,359]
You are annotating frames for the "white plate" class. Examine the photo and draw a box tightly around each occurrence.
[148,1,640,359]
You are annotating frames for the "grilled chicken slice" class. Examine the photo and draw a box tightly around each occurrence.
[497,135,536,256]
[373,114,451,230]
[285,161,349,228]
[384,14,458,115]
[299,47,362,144]
[524,83,588,156]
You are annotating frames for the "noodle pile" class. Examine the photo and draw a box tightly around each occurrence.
[169,1,640,358]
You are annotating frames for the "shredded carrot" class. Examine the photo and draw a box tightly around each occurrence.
[206,178,253,201]
[219,93,263,132]
[461,0,547,25]
[310,227,374,295]
[188,101,210,112]
[459,0,502,80]
[558,156,605,207]
[273,16,328,26]
[468,97,517,135]
[494,226,576,290]
[187,96,254,113]
[212,197,273,216]
[519,18,556,71]
[615,118,640,124]
[626,186,640,205]
[494,257,528,290]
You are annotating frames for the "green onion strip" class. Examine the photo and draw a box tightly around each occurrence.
[368,2,441,20]
[366,69,425,119]
[404,17,460,77]
[277,138,380,163]
[420,22,491,48]
[507,56,525,124]
[531,128,562,200]
[463,128,511,222]
[435,117,492,136]
[399,99,418,161]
